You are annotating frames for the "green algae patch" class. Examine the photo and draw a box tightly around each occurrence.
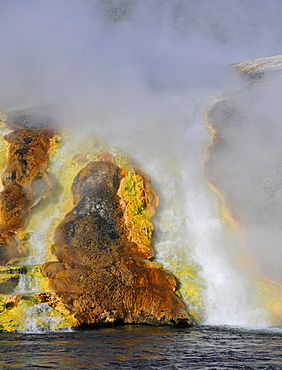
[161,256,204,323]
[0,119,9,179]
[119,170,155,246]
[0,264,78,332]
[254,278,282,325]
[44,131,157,250]
[0,294,77,332]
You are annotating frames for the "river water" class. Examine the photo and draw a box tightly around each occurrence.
[0,325,281,369]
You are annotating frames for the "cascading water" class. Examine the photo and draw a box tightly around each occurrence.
[117,89,272,328]
[0,128,86,332]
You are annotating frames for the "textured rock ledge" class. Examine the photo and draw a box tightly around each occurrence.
[0,108,190,329]
[0,108,56,265]
[41,159,190,326]
[231,54,282,79]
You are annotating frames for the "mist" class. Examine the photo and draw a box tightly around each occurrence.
[1,0,282,114]
[207,74,282,284]
[0,0,280,149]
[1,0,282,324]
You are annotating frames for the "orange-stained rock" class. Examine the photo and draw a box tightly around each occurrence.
[41,161,190,326]
[35,292,73,316]
[4,294,23,309]
[0,232,21,265]
[0,109,56,265]
[2,129,53,191]
[97,151,115,163]
[0,108,189,327]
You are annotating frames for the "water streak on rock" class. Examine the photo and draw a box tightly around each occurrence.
[0,109,56,265]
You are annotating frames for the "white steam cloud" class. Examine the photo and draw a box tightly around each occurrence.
[207,75,282,283]
[0,0,282,114]
[0,0,280,146]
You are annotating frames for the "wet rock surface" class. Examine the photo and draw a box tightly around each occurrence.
[0,107,190,328]
[0,109,55,264]
[41,160,190,326]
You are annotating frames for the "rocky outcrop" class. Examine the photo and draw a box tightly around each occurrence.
[41,159,190,326]
[0,108,190,329]
[231,54,282,80]
[0,109,56,265]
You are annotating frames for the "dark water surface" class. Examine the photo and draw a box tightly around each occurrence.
[0,325,281,369]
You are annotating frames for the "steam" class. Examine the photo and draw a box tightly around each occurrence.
[1,0,282,325]
[1,0,281,113]
[208,75,282,283]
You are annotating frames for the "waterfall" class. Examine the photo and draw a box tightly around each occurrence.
[0,131,83,332]
[117,89,272,328]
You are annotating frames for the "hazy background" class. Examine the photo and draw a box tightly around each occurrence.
[0,0,282,113]
[0,0,281,152]
[206,73,282,284]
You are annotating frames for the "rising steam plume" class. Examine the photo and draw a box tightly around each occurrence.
[1,0,282,326]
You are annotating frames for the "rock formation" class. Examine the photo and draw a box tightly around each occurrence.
[41,159,190,326]
[231,54,282,80]
[0,108,56,265]
[0,108,190,330]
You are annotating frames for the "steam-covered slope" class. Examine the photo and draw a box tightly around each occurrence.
[205,55,282,323]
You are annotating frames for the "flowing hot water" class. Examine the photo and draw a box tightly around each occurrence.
[113,88,272,328]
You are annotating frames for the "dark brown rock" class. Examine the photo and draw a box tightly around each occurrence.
[41,161,190,326]
[0,232,21,265]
